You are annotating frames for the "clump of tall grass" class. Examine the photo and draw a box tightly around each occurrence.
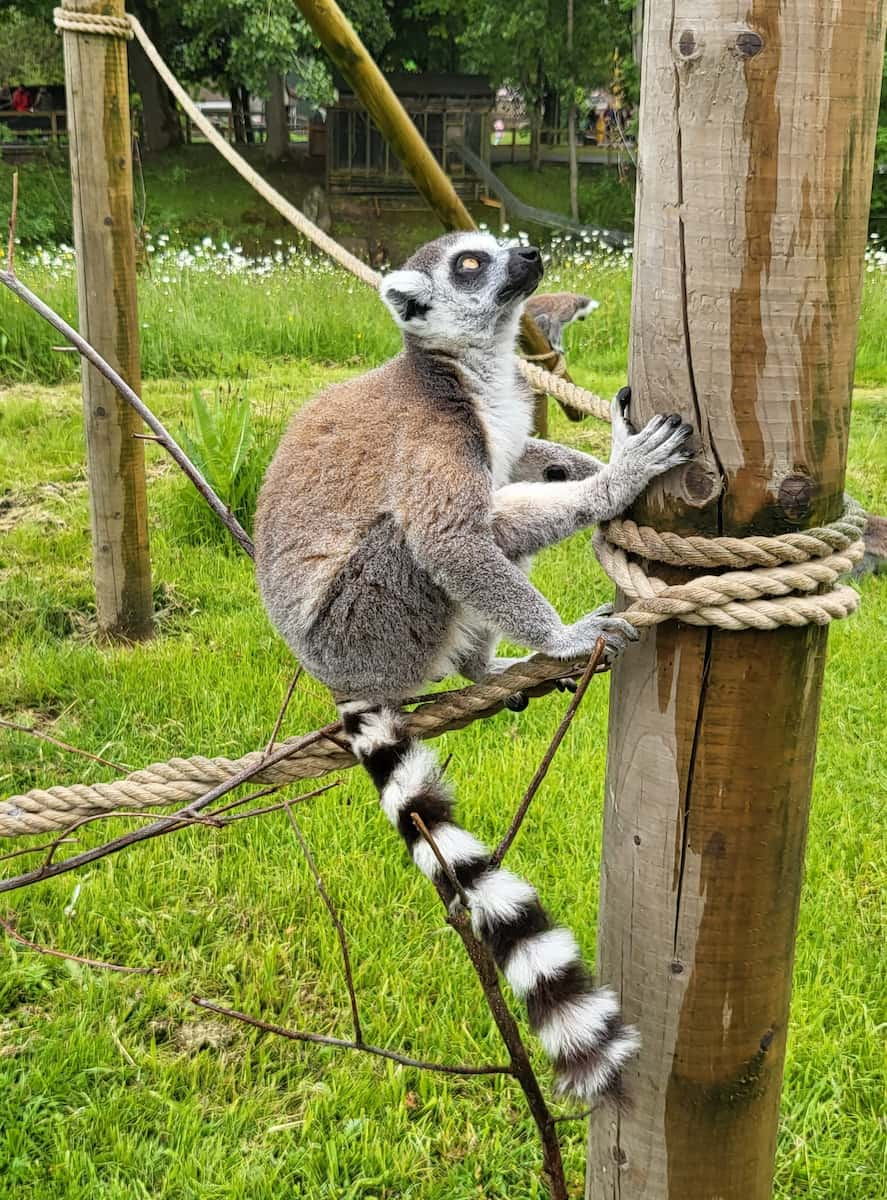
[168,380,285,548]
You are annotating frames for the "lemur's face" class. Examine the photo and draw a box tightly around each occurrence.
[380,232,543,351]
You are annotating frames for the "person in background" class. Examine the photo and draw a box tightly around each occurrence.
[11,84,32,112]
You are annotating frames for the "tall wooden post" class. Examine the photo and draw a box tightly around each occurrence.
[62,0,153,640]
[587,4,885,1198]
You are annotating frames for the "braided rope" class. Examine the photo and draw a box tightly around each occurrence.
[0,653,590,837]
[20,8,862,844]
[53,8,132,38]
[593,497,865,633]
[519,360,610,421]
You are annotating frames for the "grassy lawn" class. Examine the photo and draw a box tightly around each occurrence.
[0,335,885,1197]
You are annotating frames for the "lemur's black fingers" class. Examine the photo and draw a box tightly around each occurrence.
[616,385,631,418]
[556,678,579,694]
[504,691,530,712]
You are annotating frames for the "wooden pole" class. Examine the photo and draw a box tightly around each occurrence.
[587,4,885,1198]
[294,0,591,435]
[61,0,153,640]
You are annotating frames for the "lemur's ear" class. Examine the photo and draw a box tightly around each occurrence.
[530,311,552,340]
[380,270,433,328]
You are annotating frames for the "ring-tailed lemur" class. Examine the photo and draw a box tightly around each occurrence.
[255,232,693,1105]
[525,291,600,353]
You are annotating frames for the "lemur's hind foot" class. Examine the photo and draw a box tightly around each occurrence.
[340,701,640,1106]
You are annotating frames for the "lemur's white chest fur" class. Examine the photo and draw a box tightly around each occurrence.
[463,352,533,488]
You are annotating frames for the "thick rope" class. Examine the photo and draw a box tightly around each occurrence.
[593,497,866,632]
[0,653,591,836]
[52,8,132,38]
[20,10,862,841]
[51,9,609,418]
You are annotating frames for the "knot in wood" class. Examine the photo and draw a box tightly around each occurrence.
[676,29,702,61]
[734,29,764,59]
[778,473,815,522]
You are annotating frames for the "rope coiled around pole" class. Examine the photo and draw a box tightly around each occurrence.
[593,497,866,632]
[14,9,862,844]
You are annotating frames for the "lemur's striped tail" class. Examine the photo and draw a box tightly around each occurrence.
[339,702,639,1105]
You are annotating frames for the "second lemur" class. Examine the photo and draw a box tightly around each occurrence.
[256,232,694,1105]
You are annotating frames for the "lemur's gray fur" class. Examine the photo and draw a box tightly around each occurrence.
[255,231,693,1105]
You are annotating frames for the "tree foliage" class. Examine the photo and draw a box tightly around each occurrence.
[0,5,64,85]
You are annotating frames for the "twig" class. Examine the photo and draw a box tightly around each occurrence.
[284,801,362,1044]
[215,782,340,825]
[0,837,78,864]
[410,812,470,909]
[553,1108,593,1124]
[0,913,158,974]
[191,996,513,1077]
[410,823,568,1200]
[0,265,254,559]
[6,169,17,275]
[0,723,343,895]
[266,668,303,753]
[493,640,605,866]
[0,717,129,772]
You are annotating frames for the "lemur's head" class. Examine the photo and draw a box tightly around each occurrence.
[380,232,543,352]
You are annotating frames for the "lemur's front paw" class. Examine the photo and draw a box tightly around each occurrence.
[545,603,639,662]
[619,412,694,480]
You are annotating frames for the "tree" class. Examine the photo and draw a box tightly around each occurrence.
[461,0,631,170]
[0,4,63,86]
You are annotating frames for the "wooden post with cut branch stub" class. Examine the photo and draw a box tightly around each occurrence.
[61,0,153,640]
[586,4,886,1198]
[294,0,593,438]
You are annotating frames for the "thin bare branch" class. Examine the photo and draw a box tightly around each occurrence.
[0,269,254,558]
[6,169,18,275]
[0,913,159,974]
[214,781,340,825]
[0,723,343,895]
[284,801,362,1044]
[553,1108,593,1124]
[493,640,605,866]
[0,838,78,865]
[191,996,513,1077]
[266,668,303,754]
[410,812,470,909]
[0,717,129,772]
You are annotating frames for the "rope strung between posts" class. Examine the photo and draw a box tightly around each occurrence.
[593,496,866,632]
[0,653,592,836]
[9,9,859,842]
[51,7,609,422]
[1,503,866,837]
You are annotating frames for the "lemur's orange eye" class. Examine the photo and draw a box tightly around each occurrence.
[460,256,480,270]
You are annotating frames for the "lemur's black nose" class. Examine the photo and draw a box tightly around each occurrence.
[518,247,541,263]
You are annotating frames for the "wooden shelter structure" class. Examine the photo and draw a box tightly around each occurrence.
[325,73,495,197]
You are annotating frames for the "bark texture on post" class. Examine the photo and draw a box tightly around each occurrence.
[62,0,153,640]
[587,4,885,1198]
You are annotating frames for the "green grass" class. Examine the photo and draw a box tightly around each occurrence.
[1,360,885,1197]
[495,163,637,231]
